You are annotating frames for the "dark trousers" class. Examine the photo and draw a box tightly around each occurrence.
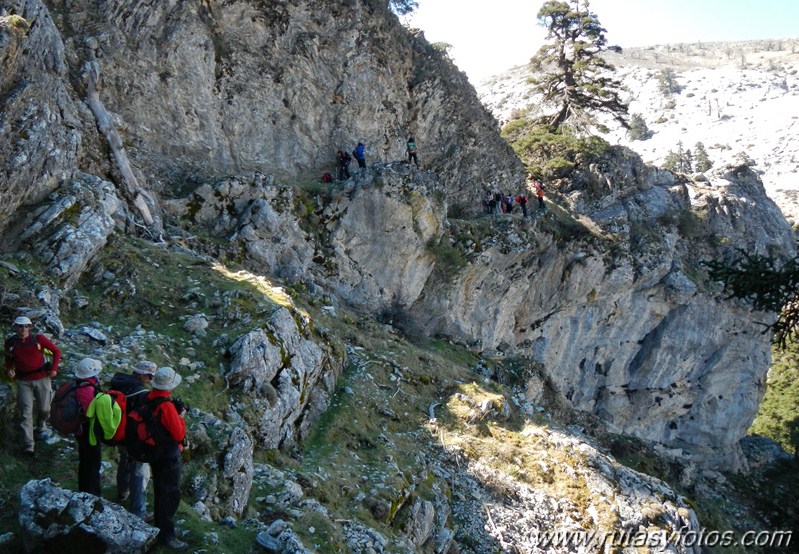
[77,431,101,496]
[408,152,418,166]
[152,453,182,542]
[355,157,365,168]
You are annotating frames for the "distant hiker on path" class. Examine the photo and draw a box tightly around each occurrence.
[353,143,366,169]
[483,191,494,214]
[493,192,503,215]
[74,358,103,496]
[147,367,188,551]
[535,181,545,211]
[516,194,529,218]
[111,360,156,519]
[406,137,419,167]
[4,315,61,456]
[336,150,351,180]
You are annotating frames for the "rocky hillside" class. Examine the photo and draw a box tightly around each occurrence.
[1,2,798,553]
[478,38,799,222]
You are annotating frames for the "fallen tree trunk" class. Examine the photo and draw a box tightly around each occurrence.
[84,60,155,226]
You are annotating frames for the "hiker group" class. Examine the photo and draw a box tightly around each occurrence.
[4,316,189,551]
[323,137,420,183]
[483,181,546,217]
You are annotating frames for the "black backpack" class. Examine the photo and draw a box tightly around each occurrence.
[125,397,171,463]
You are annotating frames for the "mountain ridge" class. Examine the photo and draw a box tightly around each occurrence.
[478,37,799,222]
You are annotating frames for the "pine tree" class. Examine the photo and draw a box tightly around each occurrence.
[662,141,692,173]
[627,113,649,141]
[529,0,629,132]
[662,150,682,172]
[657,68,681,96]
[694,141,712,172]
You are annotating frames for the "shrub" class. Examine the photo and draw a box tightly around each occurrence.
[426,237,467,283]
[677,209,703,237]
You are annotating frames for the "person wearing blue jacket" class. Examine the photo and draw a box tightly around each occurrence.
[352,143,366,169]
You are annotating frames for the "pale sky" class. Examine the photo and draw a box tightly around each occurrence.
[406,0,799,83]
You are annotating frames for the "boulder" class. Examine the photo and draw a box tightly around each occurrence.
[19,479,158,553]
[397,497,435,547]
[226,307,339,449]
[222,426,254,516]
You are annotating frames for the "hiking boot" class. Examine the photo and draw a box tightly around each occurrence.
[163,537,188,551]
[143,512,154,523]
[117,491,130,502]
[23,445,35,456]
[35,428,52,441]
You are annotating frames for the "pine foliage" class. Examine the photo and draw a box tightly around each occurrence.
[529,0,629,132]
[662,141,692,173]
[706,253,799,349]
[657,68,681,96]
[627,113,650,141]
[694,141,712,172]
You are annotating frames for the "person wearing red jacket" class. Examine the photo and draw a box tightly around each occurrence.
[147,367,188,551]
[4,316,62,455]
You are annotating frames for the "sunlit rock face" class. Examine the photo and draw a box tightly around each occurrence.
[0,0,522,225]
[412,153,794,470]
[181,151,793,469]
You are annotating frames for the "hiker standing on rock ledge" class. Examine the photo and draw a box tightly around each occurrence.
[406,136,419,167]
[4,315,61,456]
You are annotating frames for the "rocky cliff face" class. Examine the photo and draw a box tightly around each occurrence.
[0,0,522,240]
[165,147,793,470]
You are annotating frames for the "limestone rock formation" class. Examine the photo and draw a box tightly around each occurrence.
[177,151,792,468]
[226,307,341,449]
[1,0,523,223]
[0,5,93,238]
[24,173,122,287]
[19,478,158,553]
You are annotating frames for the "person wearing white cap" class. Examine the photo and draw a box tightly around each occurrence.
[144,367,188,551]
[110,360,156,518]
[73,357,103,495]
[4,315,62,455]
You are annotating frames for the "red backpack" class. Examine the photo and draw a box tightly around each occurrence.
[50,381,97,435]
[125,397,170,463]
